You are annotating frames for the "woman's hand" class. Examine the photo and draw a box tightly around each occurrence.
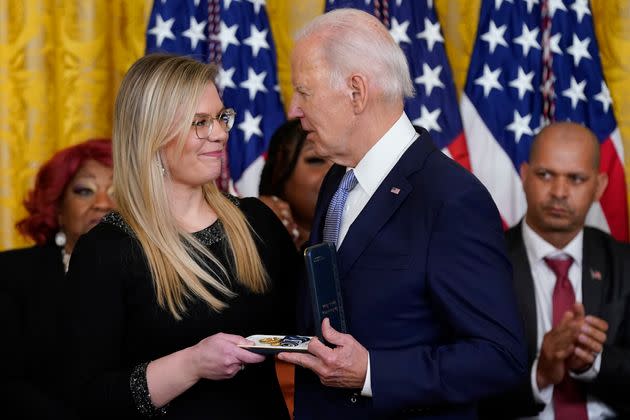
[146,333,265,407]
[191,333,265,380]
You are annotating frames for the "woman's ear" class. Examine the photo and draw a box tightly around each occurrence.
[57,204,64,228]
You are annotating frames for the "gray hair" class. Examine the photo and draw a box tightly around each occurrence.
[295,8,415,102]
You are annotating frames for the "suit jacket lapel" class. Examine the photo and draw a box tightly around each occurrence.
[336,129,434,278]
[581,228,605,316]
[336,165,411,278]
[508,224,539,362]
[311,128,434,278]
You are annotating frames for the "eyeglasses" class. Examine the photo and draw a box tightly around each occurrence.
[191,108,236,139]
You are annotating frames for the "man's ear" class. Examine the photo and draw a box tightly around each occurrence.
[349,73,368,114]
[519,162,529,183]
[594,172,608,202]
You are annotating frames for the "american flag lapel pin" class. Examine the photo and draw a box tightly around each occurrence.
[590,268,602,281]
[390,187,401,195]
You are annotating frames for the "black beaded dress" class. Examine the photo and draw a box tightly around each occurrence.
[64,197,299,419]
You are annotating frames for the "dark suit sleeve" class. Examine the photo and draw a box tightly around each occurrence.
[591,341,630,417]
[62,230,137,418]
[589,241,630,417]
[370,184,528,411]
[477,226,546,419]
[477,364,545,419]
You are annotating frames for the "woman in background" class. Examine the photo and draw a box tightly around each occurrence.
[0,138,115,419]
[259,119,332,249]
[64,54,298,419]
[258,119,332,415]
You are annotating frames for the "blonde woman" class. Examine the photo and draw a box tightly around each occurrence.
[64,54,298,419]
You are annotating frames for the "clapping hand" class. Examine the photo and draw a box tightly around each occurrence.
[567,304,608,373]
[536,306,582,389]
[536,302,609,389]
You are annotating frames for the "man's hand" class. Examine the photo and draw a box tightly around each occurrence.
[567,309,608,373]
[277,318,369,389]
[536,309,581,389]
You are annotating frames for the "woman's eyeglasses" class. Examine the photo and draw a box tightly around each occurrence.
[192,108,236,139]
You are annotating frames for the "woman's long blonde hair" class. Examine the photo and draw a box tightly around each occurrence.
[113,53,268,319]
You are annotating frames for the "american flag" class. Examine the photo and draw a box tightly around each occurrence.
[326,0,470,170]
[461,0,628,241]
[146,0,286,197]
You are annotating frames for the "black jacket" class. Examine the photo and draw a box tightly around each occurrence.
[0,243,78,419]
[479,224,630,419]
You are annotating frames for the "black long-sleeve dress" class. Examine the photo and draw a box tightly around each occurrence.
[64,197,300,419]
[0,242,78,419]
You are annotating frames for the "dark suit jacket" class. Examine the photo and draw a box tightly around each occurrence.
[0,243,78,419]
[479,223,630,419]
[294,128,528,419]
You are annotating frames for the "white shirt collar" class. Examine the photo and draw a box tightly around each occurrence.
[522,220,583,267]
[352,112,418,196]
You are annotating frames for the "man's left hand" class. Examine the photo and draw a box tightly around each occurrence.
[277,318,369,389]
[567,312,609,373]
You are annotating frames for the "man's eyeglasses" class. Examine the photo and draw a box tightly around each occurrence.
[192,108,236,139]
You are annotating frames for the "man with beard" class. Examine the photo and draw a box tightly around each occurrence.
[479,122,630,419]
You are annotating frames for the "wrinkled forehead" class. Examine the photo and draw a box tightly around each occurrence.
[292,49,331,87]
[293,33,328,66]
[531,145,597,176]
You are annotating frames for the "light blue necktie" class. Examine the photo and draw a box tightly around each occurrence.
[322,170,358,245]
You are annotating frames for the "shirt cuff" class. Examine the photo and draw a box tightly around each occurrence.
[570,350,602,382]
[360,352,373,397]
[531,357,553,404]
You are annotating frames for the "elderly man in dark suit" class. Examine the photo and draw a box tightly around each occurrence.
[277,8,528,420]
[480,121,630,420]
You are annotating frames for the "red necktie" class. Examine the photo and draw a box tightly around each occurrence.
[544,256,588,420]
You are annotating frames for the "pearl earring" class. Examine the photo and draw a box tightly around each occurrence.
[55,231,67,247]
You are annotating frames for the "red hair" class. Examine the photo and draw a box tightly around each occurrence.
[16,138,113,245]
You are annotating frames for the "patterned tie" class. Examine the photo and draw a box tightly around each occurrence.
[543,256,588,420]
[322,170,358,245]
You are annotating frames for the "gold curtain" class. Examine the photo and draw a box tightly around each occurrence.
[0,0,152,249]
[1,0,629,250]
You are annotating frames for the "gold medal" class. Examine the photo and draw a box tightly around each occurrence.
[260,336,283,346]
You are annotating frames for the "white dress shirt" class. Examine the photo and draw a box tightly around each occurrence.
[336,112,419,248]
[334,112,419,397]
[519,221,615,420]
